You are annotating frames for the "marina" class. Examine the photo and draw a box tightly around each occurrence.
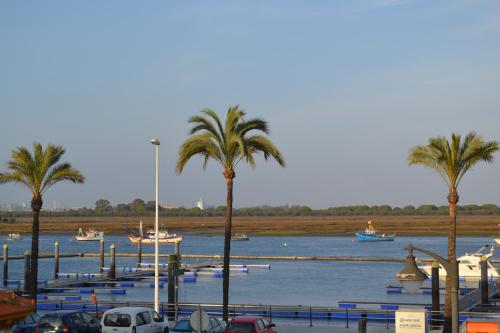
[1,234,500,307]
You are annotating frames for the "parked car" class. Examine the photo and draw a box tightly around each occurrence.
[224,316,276,333]
[171,317,226,333]
[101,307,169,333]
[35,310,100,333]
[12,313,41,333]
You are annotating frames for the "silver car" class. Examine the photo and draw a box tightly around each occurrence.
[101,307,170,333]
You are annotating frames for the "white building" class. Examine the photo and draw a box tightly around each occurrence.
[196,198,204,210]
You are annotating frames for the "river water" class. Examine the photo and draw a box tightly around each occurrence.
[1,234,497,307]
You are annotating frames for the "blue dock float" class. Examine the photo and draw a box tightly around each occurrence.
[183,276,196,283]
[43,288,127,295]
[7,279,49,285]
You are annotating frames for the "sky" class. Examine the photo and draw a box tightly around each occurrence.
[1,0,500,209]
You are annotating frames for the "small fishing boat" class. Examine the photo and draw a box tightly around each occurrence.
[7,233,22,240]
[355,221,395,241]
[419,244,498,278]
[74,228,104,241]
[232,233,250,241]
[127,221,182,244]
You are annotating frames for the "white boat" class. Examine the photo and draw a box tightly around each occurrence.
[128,220,182,244]
[232,233,249,241]
[74,228,104,241]
[494,224,500,245]
[7,233,22,240]
[419,244,498,279]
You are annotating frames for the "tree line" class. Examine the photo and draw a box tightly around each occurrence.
[2,200,500,218]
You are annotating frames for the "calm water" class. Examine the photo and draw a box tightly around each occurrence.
[1,234,497,307]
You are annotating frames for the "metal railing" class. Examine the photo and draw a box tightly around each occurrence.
[35,299,500,330]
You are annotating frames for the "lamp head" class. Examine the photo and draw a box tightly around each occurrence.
[150,138,160,145]
[395,243,428,293]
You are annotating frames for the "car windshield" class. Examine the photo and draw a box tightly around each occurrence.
[173,320,192,332]
[103,313,132,327]
[226,322,254,332]
[39,315,63,329]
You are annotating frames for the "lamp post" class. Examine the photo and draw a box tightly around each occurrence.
[150,138,160,312]
[395,243,459,333]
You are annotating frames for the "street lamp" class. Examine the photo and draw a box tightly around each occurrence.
[395,243,459,333]
[150,138,160,312]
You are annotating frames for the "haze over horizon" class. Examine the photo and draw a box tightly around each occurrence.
[1,1,500,210]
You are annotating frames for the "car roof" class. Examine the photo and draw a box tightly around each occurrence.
[43,310,84,316]
[103,307,153,315]
[229,316,263,323]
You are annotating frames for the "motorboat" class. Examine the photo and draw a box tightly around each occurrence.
[494,224,500,245]
[232,233,250,241]
[74,228,104,241]
[127,220,182,244]
[355,221,395,241]
[7,233,22,240]
[419,244,498,279]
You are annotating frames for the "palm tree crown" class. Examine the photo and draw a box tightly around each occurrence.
[0,142,85,196]
[408,132,498,192]
[176,105,285,176]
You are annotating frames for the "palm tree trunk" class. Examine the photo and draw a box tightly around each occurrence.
[222,172,234,322]
[30,196,42,303]
[443,189,459,333]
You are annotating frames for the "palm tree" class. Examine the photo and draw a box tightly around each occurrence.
[0,142,84,299]
[408,132,498,333]
[176,106,285,321]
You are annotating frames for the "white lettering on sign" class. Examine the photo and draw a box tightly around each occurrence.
[396,310,428,333]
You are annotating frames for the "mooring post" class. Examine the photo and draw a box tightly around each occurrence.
[480,255,488,304]
[54,241,60,279]
[99,239,104,273]
[3,244,8,287]
[24,251,30,291]
[168,254,178,321]
[137,239,142,267]
[431,261,440,329]
[109,244,116,279]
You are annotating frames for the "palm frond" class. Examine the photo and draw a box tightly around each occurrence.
[41,163,85,194]
[0,142,84,197]
[177,106,285,175]
[408,132,499,190]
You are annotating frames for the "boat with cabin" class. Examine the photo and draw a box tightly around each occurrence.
[127,220,183,244]
[355,221,395,241]
[74,228,104,241]
[7,233,22,240]
[232,233,250,241]
[419,244,498,279]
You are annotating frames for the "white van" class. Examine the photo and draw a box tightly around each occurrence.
[101,307,170,333]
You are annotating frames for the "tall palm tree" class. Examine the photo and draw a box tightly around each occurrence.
[408,132,498,333]
[0,142,84,299]
[176,106,285,321]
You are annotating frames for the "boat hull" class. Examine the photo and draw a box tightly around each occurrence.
[128,235,183,244]
[355,232,395,241]
[75,236,103,241]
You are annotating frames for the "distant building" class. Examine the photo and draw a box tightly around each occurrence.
[196,198,204,210]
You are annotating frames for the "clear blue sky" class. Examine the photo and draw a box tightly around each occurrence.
[1,0,499,209]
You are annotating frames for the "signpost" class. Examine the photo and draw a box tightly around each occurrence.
[190,309,209,333]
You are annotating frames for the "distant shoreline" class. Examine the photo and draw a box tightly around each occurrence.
[1,215,499,237]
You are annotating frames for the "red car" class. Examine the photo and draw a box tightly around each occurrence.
[224,316,276,333]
